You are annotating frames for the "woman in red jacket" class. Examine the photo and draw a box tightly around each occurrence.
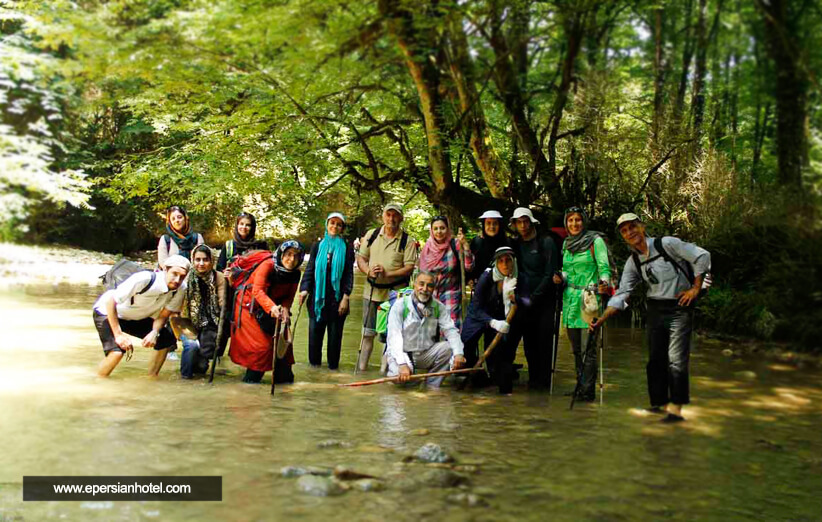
[230,240,304,384]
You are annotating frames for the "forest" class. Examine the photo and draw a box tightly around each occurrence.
[1,0,820,349]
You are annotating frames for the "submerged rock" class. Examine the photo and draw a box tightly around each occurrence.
[280,466,333,478]
[318,440,352,449]
[353,479,384,492]
[296,475,345,497]
[333,465,378,480]
[735,370,757,380]
[421,469,468,488]
[414,443,454,463]
[410,428,430,436]
[448,492,487,507]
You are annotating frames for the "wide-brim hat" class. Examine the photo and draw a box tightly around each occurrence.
[479,210,503,220]
[509,207,540,225]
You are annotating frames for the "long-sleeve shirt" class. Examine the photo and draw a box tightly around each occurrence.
[560,236,611,328]
[386,295,464,369]
[514,234,559,304]
[157,233,204,267]
[609,236,711,310]
[300,241,355,319]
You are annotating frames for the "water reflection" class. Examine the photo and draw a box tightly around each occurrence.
[1,281,821,521]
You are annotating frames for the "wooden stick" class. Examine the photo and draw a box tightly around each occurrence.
[270,318,282,395]
[339,367,483,387]
[456,304,517,391]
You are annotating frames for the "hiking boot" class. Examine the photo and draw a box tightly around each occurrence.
[661,413,685,423]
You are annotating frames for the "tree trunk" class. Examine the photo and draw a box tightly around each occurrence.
[759,0,807,188]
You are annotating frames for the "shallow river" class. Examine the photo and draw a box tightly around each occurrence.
[1,277,821,521]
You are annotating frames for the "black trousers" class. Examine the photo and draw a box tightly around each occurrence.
[463,327,518,393]
[511,299,556,389]
[308,310,347,369]
[646,300,694,406]
[566,328,598,400]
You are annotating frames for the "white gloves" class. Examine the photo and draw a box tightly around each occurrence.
[489,319,510,334]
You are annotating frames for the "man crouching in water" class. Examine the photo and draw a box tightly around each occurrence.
[93,255,189,377]
[386,271,466,387]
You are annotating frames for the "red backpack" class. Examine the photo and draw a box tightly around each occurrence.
[227,250,273,331]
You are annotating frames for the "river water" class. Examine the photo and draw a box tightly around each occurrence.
[1,277,820,521]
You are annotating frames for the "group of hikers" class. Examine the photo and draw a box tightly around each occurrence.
[92,202,710,423]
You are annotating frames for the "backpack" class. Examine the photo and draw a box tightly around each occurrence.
[364,228,414,289]
[99,259,157,306]
[227,250,274,332]
[631,237,709,296]
[375,289,440,343]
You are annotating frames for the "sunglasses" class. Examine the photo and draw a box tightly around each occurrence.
[565,206,584,214]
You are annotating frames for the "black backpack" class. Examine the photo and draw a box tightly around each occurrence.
[631,237,708,295]
[99,259,157,305]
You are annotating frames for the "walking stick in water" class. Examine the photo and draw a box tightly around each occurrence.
[599,323,605,406]
[340,367,483,387]
[354,278,376,374]
[270,318,283,395]
[209,279,232,384]
[570,322,598,410]
[549,291,562,395]
[458,227,466,330]
[457,304,517,391]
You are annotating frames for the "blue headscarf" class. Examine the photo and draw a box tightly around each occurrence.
[314,212,347,318]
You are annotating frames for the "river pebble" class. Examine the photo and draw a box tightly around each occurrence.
[353,479,384,492]
[414,443,454,463]
[421,469,468,488]
[318,439,352,449]
[296,475,345,497]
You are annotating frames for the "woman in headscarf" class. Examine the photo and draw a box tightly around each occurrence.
[461,247,529,394]
[552,206,611,402]
[229,240,305,384]
[216,212,266,271]
[298,212,354,370]
[178,245,226,378]
[419,216,474,332]
[466,210,512,285]
[158,205,204,267]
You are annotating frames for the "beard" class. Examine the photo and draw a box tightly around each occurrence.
[415,291,431,303]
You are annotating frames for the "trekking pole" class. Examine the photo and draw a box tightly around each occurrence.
[209,279,232,384]
[599,323,605,406]
[271,318,282,395]
[354,278,376,374]
[570,323,598,410]
[458,227,466,331]
[549,291,562,395]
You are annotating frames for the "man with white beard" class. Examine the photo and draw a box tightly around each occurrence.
[385,271,466,388]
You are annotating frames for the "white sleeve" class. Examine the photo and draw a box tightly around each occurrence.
[112,271,153,306]
[386,298,412,368]
[438,300,464,357]
[164,281,186,313]
[157,236,168,266]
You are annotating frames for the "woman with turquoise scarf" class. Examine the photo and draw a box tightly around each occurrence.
[298,213,355,369]
[552,206,612,402]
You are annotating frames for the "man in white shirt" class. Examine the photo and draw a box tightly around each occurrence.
[385,271,466,387]
[93,255,190,377]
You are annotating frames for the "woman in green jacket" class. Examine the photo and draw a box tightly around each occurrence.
[552,207,611,402]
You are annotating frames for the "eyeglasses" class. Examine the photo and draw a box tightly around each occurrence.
[644,264,659,285]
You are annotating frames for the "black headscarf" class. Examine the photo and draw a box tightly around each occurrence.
[272,240,305,285]
[233,212,258,250]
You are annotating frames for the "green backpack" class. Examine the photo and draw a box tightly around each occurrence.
[375,289,440,342]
